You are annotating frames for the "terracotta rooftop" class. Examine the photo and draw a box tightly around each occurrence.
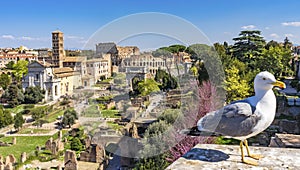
[86,58,108,63]
[63,56,86,62]
[36,60,52,67]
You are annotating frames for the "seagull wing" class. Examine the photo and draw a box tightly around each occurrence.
[198,101,262,137]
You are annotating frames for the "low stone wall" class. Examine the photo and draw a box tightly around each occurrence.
[166,144,300,169]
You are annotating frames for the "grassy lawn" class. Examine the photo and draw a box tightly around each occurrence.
[5,104,34,114]
[0,135,51,158]
[17,128,52,134]
[101,110,121,118]
[107,121,123,130]
[101,78,113,83]
[44,109,64,122]
[81,105,101,117]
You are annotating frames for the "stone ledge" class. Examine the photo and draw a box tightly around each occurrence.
[166,144,300,170]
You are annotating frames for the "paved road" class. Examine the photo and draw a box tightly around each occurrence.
[140,93,164,118]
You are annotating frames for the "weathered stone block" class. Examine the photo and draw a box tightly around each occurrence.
[167,144,300,169]
[279,119,300,134]
[12,137,16,145]
[3,163,12,170]
[64,150,78,170]
[21,152,26,163]
[5,155,15,165]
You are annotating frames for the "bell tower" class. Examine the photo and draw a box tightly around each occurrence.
[52,31,64,67]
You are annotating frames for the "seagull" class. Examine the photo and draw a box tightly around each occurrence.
[181,71,286,165]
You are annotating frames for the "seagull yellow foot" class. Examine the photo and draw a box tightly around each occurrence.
[242,158,259,166]
[249,153,263,160]
[240,140,259,166]
[243,140,264,160]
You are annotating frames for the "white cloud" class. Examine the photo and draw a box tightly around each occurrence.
[20,36,35,41]
[65,35,84,40]
[282,22,300,27]
[265,27,270,30]
[2,35,15,40]
[241,25,256,29]
[285,33,294,38]
[270,33,280,39]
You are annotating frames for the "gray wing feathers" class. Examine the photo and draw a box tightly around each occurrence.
[198,102,261,137]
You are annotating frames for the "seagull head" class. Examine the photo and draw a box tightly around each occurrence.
[254,71,286,91]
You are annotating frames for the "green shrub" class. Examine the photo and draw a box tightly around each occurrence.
[23,104,35,109]
[60,99,70,106]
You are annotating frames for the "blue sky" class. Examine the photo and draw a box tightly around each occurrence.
[1,0,300,50]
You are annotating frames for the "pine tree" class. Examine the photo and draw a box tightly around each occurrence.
[14,112,25,131]
[231,30,266,63]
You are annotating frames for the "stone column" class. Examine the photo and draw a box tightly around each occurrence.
[39,73,43,88]
[12,137,16,145]
[44,86,48,101]
[3,163,12,170]
[58,131,62,140]
[52,85,56,100]
[21,152,26,163]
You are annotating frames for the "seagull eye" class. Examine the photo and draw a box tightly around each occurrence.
[262,78,266,80]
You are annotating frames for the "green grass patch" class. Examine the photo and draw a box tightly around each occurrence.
[214,136,240,145]
[17,128,52,134]
[107,121,123,130]
[101,110,121,118]
[81,105,101,117]
[0,135,51,158]
[6,104,27,114]
[101,78,113,83]
[44,109,64,122]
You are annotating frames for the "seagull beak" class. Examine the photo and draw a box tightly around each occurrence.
[272,81,286,89]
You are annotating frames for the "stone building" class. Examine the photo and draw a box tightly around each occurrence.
[64,150,78,170]
[22,61,81,101]
[117,46,140,64]
[121,53,174,75]
[96,42,118,65]
[63,56,87,75]
[86,58,110,82]
[63,54,112,85]
[52,31,65,68]
[0,47,38,68]
[80,144,105,163]
[45,137,64,155]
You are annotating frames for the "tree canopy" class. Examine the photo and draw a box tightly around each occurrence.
[2,84,24,107]
[231,30,266,63]
[137,78,160,96]
[62,109,78,128]
[14,112,24,131]
[24,86,45,104]
[0,106,13,128]
[224,66,250,103]
[154,69,178,91]
[0,74,12,90]
[12,60,28,82]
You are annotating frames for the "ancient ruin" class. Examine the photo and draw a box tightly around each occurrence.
[5,155,15,165]
[64,150,78,170]
[45,136,64,155]
[80,144,105,163]
[12,138,16,145]
[21,152,26,163]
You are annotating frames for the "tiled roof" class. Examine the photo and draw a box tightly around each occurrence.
[63,56,86,62]
[53,67,73,74]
